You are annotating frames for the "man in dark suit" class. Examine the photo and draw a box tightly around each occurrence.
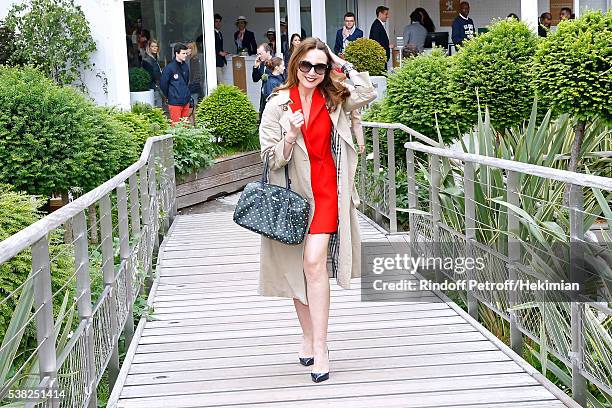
[334,12,363,55]
[214,14,229,85]
[369,5,392,65]
[234,16,257,55]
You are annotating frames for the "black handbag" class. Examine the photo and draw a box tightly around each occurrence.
[233,152,310,245]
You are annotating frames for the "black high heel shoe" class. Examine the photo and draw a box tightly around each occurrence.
[310,349,330,383]
[299,356,314,366]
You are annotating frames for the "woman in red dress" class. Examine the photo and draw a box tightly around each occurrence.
[258,37,376,383]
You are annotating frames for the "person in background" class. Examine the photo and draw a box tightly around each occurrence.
[560,7,573,21]
[507,13,519,20]
[538,12,552,37]
[403,10,428,54]
[280,18,289,56]
[141,39,162,107]
[452,1,475,49]
[266,28,277,55]
[415,7,435,33]
[252,42,273,115]
[334,12,363,56]
[186,42,203,109]
[261,57,285,111]
[369,6,392,65]
[284,33,301,75]
[214,13,229,85]
[160,43,191,125]
[234,16,257,55]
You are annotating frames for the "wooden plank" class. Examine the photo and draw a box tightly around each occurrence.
[143,307,459,329]
[137,322,477,345]
[124,352,509,386]
[116,376,545,407]
[120,367,530,399]
[139,315,467,337]
[131,338,495,364]
[177,150,261,185]
[134,330,485,354]
[176,163,262,197]
[127,348,510,375]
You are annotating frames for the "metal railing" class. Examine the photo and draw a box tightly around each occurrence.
[0,136,176,407]
[360,121,612,407]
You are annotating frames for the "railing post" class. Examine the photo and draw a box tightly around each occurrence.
[387,129,397,233]
[372,127,382,225]
[129,174,141,240]
[31,236,59,408]
[430,154,442,282]
[166,138,178,222]
[464,161,479,320]
[99,194,119,392]
[568,183,587,407]
[506,170,523,355]
[72,212,97,408]
[148,144,160,254]
[117,184,135,347]
[139,165,153,291]
[406,148,417,247]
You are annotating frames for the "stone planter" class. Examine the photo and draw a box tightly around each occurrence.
[130,89,154,106]
[176,150,262,209]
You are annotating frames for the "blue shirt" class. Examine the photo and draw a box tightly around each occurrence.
[160,59,191,106]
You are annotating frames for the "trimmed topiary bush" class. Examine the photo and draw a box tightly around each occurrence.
[196,84,258,147]
[449,19,539,132]
[532,10,612,172]
[0,66,138,197]
[170,122,220,177]
[129,67,151,92]
[344,38,387,76]
[132,102,169,134]
[383,49,461,143]
[112,110,156,149]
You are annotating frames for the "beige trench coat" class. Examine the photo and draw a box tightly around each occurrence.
[258,71,377,305]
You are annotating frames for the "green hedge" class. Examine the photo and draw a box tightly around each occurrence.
[532,10,612,124]
[196,84,258,147]
[449,19,539,132]
[131,102,169,134]
[0,184,73,340]
[344,38,387,76]
[170,122,220,177]
[0,66,138,197]
[112,110,156,149]
[383,49,461,143]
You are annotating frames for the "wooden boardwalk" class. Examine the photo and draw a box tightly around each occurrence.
[109,210,577,408]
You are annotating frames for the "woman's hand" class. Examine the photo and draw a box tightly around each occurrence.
[325,44,347,69]
[358,144,365,154]
[286,109,303,143]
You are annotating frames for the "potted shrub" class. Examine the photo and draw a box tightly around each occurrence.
[129,67,154,106]
[343,38,388,101]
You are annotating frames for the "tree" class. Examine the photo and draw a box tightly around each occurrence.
[532,10,612,173]
[4,0,96,87]
[449,19,539,133]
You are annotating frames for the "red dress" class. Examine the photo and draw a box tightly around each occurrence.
[289,86,338,234]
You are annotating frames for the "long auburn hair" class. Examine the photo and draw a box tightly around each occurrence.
[276,37,350,111]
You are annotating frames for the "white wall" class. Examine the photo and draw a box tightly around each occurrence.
[0,0,130,108]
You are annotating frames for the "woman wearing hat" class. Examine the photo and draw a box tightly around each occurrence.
[234,16,257,55]
[266,28,277,55]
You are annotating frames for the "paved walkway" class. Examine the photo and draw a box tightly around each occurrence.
[109,208,576,408]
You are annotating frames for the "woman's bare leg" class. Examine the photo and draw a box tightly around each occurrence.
[302,233,331,374]
[293,298,313,358]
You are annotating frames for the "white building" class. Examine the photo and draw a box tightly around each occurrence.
[0,0,609,109]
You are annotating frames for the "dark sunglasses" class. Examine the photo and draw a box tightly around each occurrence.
[298,60,330,75]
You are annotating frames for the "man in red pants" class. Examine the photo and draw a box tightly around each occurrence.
[160,43,191,124]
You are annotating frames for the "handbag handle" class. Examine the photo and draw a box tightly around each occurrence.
[262,151,291,189]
